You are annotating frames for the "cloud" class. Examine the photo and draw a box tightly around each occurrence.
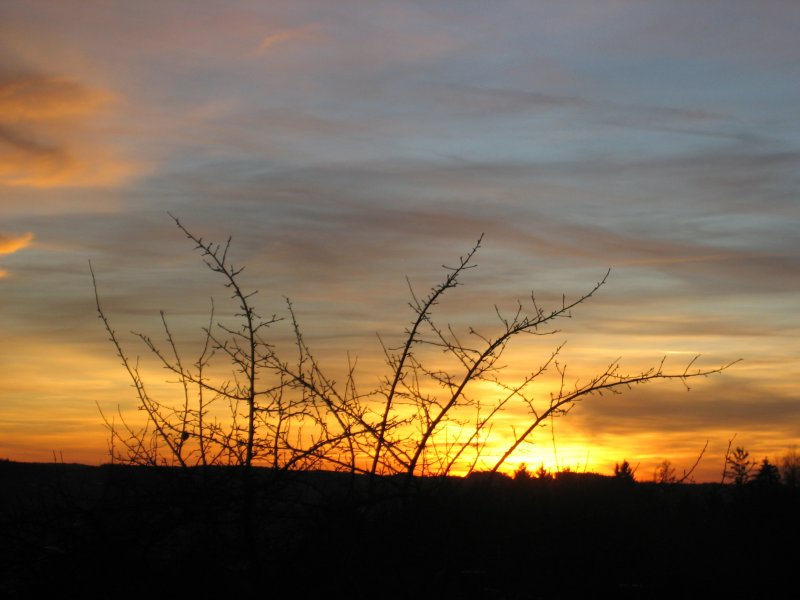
[0,71,141,188]
[573,378,800,440]
[0,231,33,255]
[253,24,320,54]
[0,125,73,186]
[0,73,110,121]
[0,128,139,188]
[0,230,33,279]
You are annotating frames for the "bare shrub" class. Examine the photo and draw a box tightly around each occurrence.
[93,216,738,482]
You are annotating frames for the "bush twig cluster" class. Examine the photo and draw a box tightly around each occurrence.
[93,216,737,481]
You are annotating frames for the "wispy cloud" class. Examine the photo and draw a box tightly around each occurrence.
[0,231,33,255]
[0,230,33,279]
[0,73,110,120]
[0,70,141,188]
[253,24,321,54]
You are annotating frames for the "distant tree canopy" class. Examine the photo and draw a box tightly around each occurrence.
[614,460,636,482]
[780,448,800,487]
[753,457,781,487]
[654,460,677,484]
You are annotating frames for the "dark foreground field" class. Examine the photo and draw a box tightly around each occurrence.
[2,461,797,599]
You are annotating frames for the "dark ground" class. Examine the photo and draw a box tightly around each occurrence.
[1,461,797,599]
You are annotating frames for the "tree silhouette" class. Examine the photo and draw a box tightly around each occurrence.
[93,216,738,482]
[654,460,677,484]
[726,447,754,485]
[780,447,800,487]
[513,463,533,482]
[753,457,780,487]
[614,460,636,482]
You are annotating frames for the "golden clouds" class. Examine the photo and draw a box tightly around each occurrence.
[0,72,139,188]
[0,230,33,279]
[0,74,110,121]
[0,231,33,255]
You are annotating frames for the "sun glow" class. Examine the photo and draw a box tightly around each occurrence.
[1,1,797,483]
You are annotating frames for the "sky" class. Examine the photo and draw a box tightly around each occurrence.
[1,0,798,481]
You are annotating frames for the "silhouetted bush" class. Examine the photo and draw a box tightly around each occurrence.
[93,216,736,483]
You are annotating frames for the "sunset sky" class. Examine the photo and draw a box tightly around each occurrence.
[1,1,798,481]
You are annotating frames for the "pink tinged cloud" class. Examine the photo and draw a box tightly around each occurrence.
[253,24,321,54]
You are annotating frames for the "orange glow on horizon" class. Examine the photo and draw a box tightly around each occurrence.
[1,2,797,486]
[0,292,772,484]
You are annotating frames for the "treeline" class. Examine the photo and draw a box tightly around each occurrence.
[512,444,800,488]
[3,460,799,598]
